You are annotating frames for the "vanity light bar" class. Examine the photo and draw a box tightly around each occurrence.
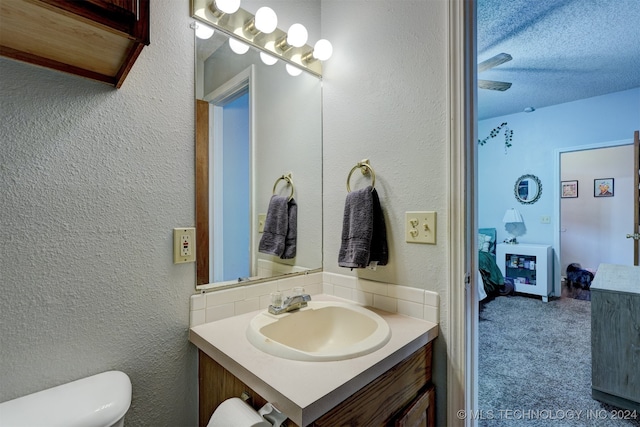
[191,0,324,77]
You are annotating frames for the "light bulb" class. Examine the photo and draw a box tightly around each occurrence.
[286,64,302,76]
[287,23,308,48]
[260,52,278,66]
[214,0,240,14]
[195,23,214,40]
[255,7,277,34]
[229,38,249,54]
[313,39,333,61]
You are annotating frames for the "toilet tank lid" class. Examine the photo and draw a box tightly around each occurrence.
[0,371,132,427]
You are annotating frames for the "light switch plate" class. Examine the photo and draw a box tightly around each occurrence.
[258,214,266,233]
[173,227,196,264]
[405,211,437,244]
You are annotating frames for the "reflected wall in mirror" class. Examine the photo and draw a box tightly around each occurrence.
[514,174,542,204]
[195,29,323,290]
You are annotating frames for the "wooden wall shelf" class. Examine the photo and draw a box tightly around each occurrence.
[1,0,150,88]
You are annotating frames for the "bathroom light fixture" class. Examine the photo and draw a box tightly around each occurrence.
[244,7,278,35]
[229,37,249,54]
[192,0,327,77]
[524,106,535,113]
[302,39,333,62]
[210,0,240,17]
[276,23,308,51]
[286,64,303,76]
[286,23,308,47]
[260,51,277,65]
[502,208,525,244]
[195,22,214,40]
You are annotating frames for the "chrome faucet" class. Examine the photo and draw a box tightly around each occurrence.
[268,293,311,315]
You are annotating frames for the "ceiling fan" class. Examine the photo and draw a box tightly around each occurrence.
[478,52,512,91]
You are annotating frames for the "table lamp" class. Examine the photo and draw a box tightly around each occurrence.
[502,208,524,244]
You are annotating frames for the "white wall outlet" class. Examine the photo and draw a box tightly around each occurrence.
[405,211,437,244]
[541,215,551,224]
[173,227,196,264]
[258,214,266,233]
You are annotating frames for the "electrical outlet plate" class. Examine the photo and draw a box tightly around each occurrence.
[173,227,196,264]
[258,214,266,233]
[405,211,437,244]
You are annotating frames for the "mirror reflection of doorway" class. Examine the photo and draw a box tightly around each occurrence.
[212,91,250,282]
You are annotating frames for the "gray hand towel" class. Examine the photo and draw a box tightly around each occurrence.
[281,198,297,259]
[259,195,289,257]
[259,196,298,259]
[369,188,388,266]
[338,186,388,268]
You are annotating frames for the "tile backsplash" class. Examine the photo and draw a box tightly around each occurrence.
[190,272,439,327]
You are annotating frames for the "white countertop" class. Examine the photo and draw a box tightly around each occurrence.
[591,263,640,295]
[189,294,438,426]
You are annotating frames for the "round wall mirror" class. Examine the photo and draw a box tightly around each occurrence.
[514,174,542,204]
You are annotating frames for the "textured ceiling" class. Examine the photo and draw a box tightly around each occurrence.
[478,0,640,120]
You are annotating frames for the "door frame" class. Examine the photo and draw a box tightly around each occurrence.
[448,0,477,426]
[553,138,634,291]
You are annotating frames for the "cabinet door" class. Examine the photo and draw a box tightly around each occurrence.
[40,0,149,43]
[312,344,433,426]
[394,386,435,427]
[591,291,640,403]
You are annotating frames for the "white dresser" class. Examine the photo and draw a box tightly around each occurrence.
[496,243,552,302]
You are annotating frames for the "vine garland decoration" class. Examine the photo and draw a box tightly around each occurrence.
[478,122,513,152]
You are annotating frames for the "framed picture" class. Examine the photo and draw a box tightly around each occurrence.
[594,178,614,197]
[561,180,578,198]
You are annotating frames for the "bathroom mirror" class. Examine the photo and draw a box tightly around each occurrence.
[194,13,323,290]
[514,174,542,205]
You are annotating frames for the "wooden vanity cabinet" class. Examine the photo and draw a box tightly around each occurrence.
[198,341,435,427]
[0,0,150,88]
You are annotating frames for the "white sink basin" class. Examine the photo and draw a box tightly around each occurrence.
[246,301,391,361]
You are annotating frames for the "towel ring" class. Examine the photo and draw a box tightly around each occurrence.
[272,173,294,201]
[346,159,376,193]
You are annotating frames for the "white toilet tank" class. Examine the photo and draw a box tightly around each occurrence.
[0,371,132,427]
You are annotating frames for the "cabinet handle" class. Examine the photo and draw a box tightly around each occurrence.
[136,0,140,21]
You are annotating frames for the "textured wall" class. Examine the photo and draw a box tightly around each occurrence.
[321,1,449,424]
[0,1,198,426]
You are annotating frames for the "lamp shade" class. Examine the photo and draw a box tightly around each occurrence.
[502,208,523,223]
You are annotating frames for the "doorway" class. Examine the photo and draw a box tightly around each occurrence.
[200,66,257,284]
[463,0,640,424]
[557,141,635,283]
[211,91,251,282]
